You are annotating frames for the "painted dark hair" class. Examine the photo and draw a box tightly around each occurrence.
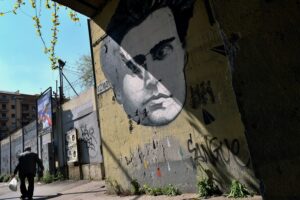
[106,0,196,46]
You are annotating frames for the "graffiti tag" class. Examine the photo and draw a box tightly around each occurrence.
[190,81,215,109]
[79,124,96,151]
[187,134,250,168]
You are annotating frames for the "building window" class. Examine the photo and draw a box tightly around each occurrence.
[11,114,15,118]
[11,105,15,109]
[1,122,5,126]
[2,104,6,109]
[1,113,6,117]
[22,104,29,111]
[32,106,36,111]
[22,113,29,119]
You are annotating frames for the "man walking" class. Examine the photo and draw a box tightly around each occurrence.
[13,147,44,200]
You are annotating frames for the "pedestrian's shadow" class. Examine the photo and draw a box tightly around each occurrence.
[32,192,63,199]
[0,193,62,200]
[2,189,105,200]
[33,190,105,199]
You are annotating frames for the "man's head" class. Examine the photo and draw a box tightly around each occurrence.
[24,147,31,152]
[101,0,195,126]
[106,0,195,46]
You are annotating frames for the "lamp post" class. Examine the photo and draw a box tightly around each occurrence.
[54,59,67,176]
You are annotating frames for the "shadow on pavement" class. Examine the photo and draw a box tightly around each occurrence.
[1,189,106,200]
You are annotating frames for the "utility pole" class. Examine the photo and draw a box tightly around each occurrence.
[57,59,66,104]
[54,59,67,177]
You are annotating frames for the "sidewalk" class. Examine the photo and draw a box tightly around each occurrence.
[0,180,262,200]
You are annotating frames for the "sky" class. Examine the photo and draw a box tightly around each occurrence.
[0,1,91,97]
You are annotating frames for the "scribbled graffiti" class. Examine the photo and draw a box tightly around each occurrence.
[128,119,134,133]
[121,137,179,170]
[187,134,250,168]
[128,108,149,126]
[190,81,215,109]
[79,124,96,152]
[65,112,102,163]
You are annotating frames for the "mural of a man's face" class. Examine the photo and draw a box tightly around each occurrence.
[102,7,186,126]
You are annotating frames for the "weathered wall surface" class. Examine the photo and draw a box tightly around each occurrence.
[0,121,40,175]
[91,0,258,193]
[10,130,23,172]
[23,121,37,154]
[210,0,300,199]
[62,88,103,179]
[0,138,10,174]
[41,135,52,172]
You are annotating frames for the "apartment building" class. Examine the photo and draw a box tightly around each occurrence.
[0,91,38,139]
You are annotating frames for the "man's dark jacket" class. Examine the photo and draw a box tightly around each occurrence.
[14,151,44,176]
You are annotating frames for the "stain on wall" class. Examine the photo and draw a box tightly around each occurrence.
[0,138,10,174]
[120,136,197,192]
[10,130,23,172]
[62,88,102,164]
[23,121,37,154]
[90,0,259,193]
[0,121,41,175]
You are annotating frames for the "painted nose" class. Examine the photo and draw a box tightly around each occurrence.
[144,69,160,89]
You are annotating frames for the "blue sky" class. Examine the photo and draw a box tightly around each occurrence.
[0,1,90,97]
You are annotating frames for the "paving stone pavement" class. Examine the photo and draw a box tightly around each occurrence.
[0,180,263,200]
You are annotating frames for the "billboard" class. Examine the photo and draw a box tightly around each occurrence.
[37,88,53,136]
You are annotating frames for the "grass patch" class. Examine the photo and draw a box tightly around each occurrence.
[140,184,181,196]
[0,174,10,182]
[197,178,220,198]
[41,170,65,184]
[228,180,252,198]
[106,178,122,195]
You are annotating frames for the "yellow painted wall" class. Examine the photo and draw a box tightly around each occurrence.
[90,0,258,193]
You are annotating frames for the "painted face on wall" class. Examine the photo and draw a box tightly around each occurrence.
[101,7,186,126]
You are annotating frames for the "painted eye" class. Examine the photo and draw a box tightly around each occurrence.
[133,55,146,66]
[152,44,173,60]
[126,61,141,74]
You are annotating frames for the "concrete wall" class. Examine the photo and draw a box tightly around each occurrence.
[23,121,37,154]
[210,1,300,199]
[90,0,258,193]
[0,120,39,175]
[0,138,10,174]
[10,129,22,172]
[62,87,103,180]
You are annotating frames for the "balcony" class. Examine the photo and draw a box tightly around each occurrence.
[0,98,9,103]
[22,109,30,113]
[0,126,8,131]
[0,116,8,121]
[0,108,8,112]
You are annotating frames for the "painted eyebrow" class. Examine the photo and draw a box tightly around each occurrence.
[149,37,175,56]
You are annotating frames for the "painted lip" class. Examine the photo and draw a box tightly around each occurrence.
[142,93,172,107]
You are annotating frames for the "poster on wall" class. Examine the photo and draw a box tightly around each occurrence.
[66,129,79,163]
[37,88,53,136]
[99,0,196,126]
